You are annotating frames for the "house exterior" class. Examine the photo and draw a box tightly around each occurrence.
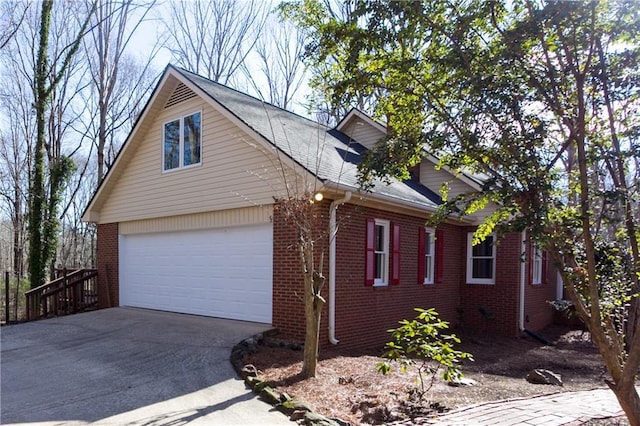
[82,65,560,350]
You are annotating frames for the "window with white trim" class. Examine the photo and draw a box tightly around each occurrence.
[374,219,390,286]
[532,245,543,285]
[424,228,435,284]
[466,233,496,284]
[163,111,201,171]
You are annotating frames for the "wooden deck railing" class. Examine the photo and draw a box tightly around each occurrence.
[25,269,98,321]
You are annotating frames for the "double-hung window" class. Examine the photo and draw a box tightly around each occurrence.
[163,111,201,171]
[373,219,390,285]
[423,228,435,284]
[531,245,543,285]
[365,219,400,286]
[466,233,496,284]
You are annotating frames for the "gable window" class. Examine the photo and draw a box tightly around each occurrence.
[365,219,400,286]
[466,233,496,284]
[163,111,201,171]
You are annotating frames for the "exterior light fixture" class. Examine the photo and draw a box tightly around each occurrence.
[314,192,324,202]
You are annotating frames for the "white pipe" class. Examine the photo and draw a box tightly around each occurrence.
[519,230,527,331]
[328,191,352,345]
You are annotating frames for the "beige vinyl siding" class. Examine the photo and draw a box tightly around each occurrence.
[420,161,473,200]
[98,97,291,223]
[119,205,273,234]
[419,160,497,219]
[339,116,385,149]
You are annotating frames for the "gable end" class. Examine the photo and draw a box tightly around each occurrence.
[165,82,197,109]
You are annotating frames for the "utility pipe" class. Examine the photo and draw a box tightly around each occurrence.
[519,230,527,331]
[328,191,352,345]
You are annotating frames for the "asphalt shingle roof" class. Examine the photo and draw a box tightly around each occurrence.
[176,66,441,210]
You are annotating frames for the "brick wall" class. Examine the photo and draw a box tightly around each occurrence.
[524,242,557,331]
[332,204,464,350]
[459,230,522,336]
[272,199,331,345]
[96,223,119,309]
[272,200,465,351]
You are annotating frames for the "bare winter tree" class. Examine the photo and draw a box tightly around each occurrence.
[84,0,161,184]
[14,0,96,287]
[0,1,30,50]
[241,11,307,110]
[163,0,268,85]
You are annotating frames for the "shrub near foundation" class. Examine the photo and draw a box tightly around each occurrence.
[377,308,474,398]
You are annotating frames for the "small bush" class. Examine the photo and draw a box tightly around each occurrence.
[377,308,474,397]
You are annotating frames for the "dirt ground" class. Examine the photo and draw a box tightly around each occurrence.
[243,325,620,425]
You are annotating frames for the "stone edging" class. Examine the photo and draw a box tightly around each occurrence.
[230,333,348,426]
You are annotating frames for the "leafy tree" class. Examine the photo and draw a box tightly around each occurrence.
[286,0,640,421]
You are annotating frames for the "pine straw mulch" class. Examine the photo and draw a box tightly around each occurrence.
[243,325,620,425]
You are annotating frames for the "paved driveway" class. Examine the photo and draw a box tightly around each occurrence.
[1,308,292,425]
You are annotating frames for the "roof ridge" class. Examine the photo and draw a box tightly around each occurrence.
[169,64,333,132]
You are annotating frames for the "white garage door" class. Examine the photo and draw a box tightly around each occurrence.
[119,223,272,323]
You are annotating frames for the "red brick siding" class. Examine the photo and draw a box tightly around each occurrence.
[459,230,522,336]
[272,201,465,351]
[332,204,465,350]
[272,200,331,345]
[524,243,556,331]
[96,223,119,309]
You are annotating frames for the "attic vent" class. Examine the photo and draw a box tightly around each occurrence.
[164,83,197,109]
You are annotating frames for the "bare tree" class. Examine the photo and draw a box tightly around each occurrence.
[0,1,30,50]
[163,0,268,85]
[28,0,95,287]
[84,0,161,184]
[241,11,307,110]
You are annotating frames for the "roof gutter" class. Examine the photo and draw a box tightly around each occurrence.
[328,190,352,345]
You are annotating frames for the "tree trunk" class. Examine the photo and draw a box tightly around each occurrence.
[28,0,54,289]
[301,241,325,378]
[609,382,640,426]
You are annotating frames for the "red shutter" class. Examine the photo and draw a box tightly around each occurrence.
[417,228,425,284]
[435,229,444,283]
[365,219,375,286]
[390,223,400,285]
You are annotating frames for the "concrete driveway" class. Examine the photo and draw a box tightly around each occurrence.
[1,308,292,425]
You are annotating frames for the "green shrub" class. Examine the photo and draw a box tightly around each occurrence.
[377,308,474,397]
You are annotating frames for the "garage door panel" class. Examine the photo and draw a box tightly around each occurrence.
[119,224,272,323]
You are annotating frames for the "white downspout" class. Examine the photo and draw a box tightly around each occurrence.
[329,191,352,345]
[519,230,527,331]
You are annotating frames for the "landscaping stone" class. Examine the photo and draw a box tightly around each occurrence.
[448,377,477,387]
[525,369,563,386]
[302,411,341,426]
[259,385,281,405]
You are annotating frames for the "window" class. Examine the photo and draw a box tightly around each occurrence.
[466,233,496,284]
[532,245,543,285]
[374,219,389,285]
[163,111,201,171]
[423,228,435,284]
[365,219,400,286]
[418,228,444,285]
